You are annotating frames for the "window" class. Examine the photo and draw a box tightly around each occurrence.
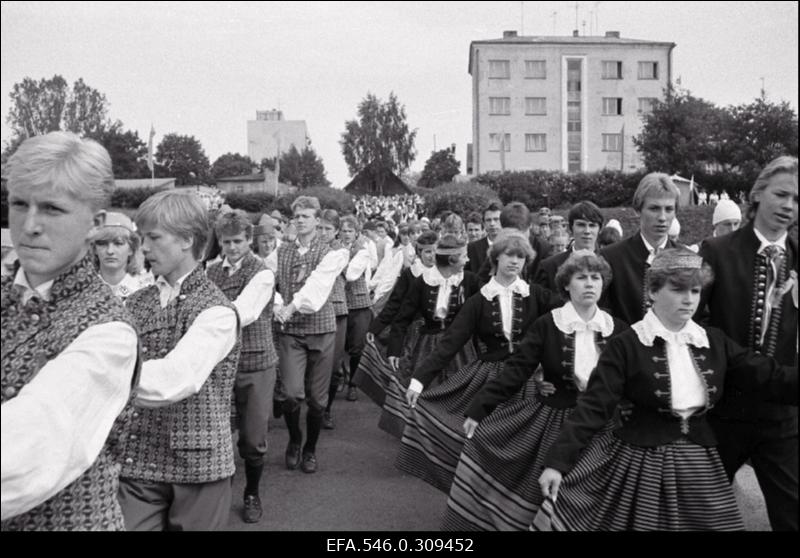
[602,97,623,116]
[638,97,657,114]
[489,60,510,79]
[602,133,623,152]
[602,61,622,79]
[489,133,511,152]
[525,60,546,79]
[525,134,546,152]
[236,185,244,193]
[525,97,546,115]
[638,61,658,79]
[489,97,511,115]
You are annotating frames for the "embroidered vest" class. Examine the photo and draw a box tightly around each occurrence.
[275,236,336,334]
[1,255,135,531]
[345,245,371,311]
[207,253,276,370]
[329,274,348,316]
[120,267,240,483]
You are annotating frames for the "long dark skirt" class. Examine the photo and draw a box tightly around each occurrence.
[531,436,745,531]
[378,330,477,439]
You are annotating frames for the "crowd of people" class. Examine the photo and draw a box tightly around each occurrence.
[1,130,797,531]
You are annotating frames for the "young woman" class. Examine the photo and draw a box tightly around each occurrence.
[534,248,797,531]
[90,211,152,299]
[442,250,626,530]
[379,234,481,438]
[396,230,561,493]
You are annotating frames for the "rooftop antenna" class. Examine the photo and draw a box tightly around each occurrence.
[575,2,579,32]
[520,1,524,35]
[551,11,557,34]
[589,10,593,35]
[594,1,601,34]
[582,20,587,35]
[760,77,766,99]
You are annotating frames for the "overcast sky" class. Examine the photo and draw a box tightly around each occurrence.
[2,1,797,188]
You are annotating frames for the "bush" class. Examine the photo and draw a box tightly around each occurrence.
[224,191,277,213]
[274,186,357,215]
[421,182,501,219]
[110,185,171,209]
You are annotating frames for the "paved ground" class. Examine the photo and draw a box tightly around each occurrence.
[226,393,771,531]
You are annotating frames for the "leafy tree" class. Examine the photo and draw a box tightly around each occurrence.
[633,86,728,176]
[260,157,277,172]
[211,152,255,179]
[418,148,460,188]
[279,145,331,188]
[155,133,211,185]
[86,120,149,178]
[62,77,110,137]
[340,92,417,194]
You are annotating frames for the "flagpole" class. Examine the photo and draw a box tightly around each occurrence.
[148,123,156,188]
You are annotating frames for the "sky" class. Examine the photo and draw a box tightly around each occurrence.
[2,1,798,188]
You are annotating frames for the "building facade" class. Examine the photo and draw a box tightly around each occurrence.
[247,109,309,164]
[469,31,674,175]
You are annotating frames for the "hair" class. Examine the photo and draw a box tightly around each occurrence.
[214,209,253,239]
[361,220,377,232]
[6,131,114,211]
[632,172,681,212]
[319,208,341,230]
[567,201,604,229]
[645,248,714,294]
[747,155,798,220]
[597,226,622,248]
[465,211,483,227]
[554,251,613,295]
[483,201,504,220]
[442,213,465,236]
[374,220,387,231]
[339,214,360,233]
[488,229,535,275]
[549,230,570,243]
[434,234,467,268]
[135,190,210,260]
[414,230,439,257]
[500,201,532,231]
[91,227,143,274]
[291,195,321,216]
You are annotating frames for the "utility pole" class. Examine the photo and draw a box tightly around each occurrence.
[575,2,579,31]
[552,11,557,34]
[520,1,524,35]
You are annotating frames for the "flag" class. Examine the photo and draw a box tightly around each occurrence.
[147,124,155,172]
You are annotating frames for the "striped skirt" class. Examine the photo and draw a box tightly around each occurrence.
[395,360,505,494]
[441,396,574,531]
[531,436,745,531]
[378,331,478,439]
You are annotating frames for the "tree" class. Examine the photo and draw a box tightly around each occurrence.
[418,148,461,188]
[62,77,110,137]
[211,152,255,179]
[86,120,149,179]
[633,86,728,176]
[340,91,417,194]
[155,133,211,185]
[279,145,331,188]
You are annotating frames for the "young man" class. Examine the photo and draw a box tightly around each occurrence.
[2,131,138,531]
[533,201,604,296]
[699,156,798,531]
[206,210,276,523]
[268,196,348,474]
[467,201,502,274]
[465,212,485,244]
[118,190,240,531]
[600,173,682,325]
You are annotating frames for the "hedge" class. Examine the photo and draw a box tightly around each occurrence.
[225,191,277,213]
[110,185,171,209]
[271,186,357,216]
[420,182,501,219]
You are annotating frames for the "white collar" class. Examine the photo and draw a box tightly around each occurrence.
[222,255,246,272]
[155,267,195,293]
[753,228,787,254]
[552,301,614,336]
[13,268,53,302]
[640,233,668,254]
[480,276,530,301]
[633,310,709,348]
[410,260,426,277]
[422,265,463,287]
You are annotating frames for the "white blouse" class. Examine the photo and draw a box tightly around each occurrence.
[552,301,614,391]
[422,266,464,321]
[480,277,530,341]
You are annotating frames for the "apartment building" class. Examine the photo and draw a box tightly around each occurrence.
[247,109,309,164]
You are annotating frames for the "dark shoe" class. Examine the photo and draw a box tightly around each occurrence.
[285,442,301,470]
[346,386,358,402]
[322,411,334,430]
[243,494,262,523]
[300,452,318,474]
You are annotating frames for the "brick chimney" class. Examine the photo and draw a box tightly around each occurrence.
[605,31,621,38]
[503,30,518,38]
[572,29,579,37]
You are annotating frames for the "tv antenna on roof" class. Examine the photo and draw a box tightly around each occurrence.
[520,1,524,35]
[551,11,557,34]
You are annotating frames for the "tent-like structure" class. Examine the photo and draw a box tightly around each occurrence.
[669,174,702,206]
[343,169,412,196]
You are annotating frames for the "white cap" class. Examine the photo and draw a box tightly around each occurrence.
[668,219,681,237]
[712,199,741,226]
[606,219,623,236]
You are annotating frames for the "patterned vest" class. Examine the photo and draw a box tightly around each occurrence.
[276,235,336,334]
[330,275,348,316]
[1,255,135,531]
[120,267,240,483]
[345,244,371,311]
[207,252,276,370]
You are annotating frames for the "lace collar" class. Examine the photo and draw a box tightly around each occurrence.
[410,259,426,278]
[480,276,530,301]
[552,301,614,336]
[422,265,463,288]
[632,309,709,348]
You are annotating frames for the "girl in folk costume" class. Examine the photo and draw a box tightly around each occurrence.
[90,211,153,299]
[379,234,480,438]
[442,250,626,530]
[396,230,561,493]
[353,231,437,406]
[369,224,408,316]
[535,248,797,531]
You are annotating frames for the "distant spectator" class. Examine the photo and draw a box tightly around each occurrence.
[668,218,681,243]
[597,226,622,249]
[712,200,742,238]
[465,212,484,243]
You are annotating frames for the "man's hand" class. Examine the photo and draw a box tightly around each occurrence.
[539,468,563,502]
